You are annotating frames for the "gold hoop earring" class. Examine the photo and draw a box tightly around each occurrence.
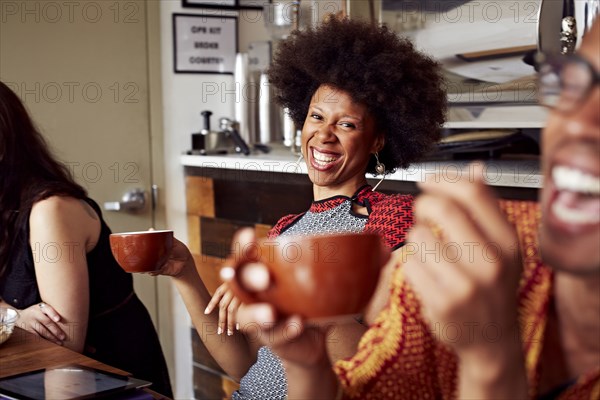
[372,152,386,192]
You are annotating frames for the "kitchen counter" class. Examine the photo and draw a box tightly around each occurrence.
[180,144,542,189]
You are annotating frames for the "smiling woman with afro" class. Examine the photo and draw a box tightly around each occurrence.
[268,17,447,174]
[193,17,448,400]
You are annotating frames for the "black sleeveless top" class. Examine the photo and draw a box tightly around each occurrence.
[0,198,172,397]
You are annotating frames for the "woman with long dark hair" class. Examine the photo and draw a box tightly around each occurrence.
[0,81,172,397]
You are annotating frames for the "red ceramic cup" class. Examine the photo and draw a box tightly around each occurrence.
[225,233,390,319]
[109,230,174,273]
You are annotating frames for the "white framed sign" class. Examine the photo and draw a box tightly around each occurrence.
[173,14,238,74]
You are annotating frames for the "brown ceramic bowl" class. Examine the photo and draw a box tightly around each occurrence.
[109,230,174,273]
[226,233,390,319]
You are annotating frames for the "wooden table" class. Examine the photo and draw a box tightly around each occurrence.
[0,327,168,398]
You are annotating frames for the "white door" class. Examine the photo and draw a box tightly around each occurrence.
[0,1,164,327]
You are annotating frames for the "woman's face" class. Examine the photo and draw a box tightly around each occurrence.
[301,85,382,198]
[539,25,600,275]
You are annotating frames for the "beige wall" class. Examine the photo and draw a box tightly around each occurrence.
[0,0,173,391]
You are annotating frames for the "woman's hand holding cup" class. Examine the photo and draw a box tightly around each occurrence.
[220,228,332,368]
[151,238,195,277]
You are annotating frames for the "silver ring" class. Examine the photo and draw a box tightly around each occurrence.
[38,302,46,309]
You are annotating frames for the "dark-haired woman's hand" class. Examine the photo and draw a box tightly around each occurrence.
[17,301,66,346]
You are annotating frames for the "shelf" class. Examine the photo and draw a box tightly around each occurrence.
[444,105,549,130]
[444,121,545,129]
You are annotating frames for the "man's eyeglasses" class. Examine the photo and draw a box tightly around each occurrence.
[537,54,600,112]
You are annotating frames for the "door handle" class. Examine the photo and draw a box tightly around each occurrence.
[103,189,146,212]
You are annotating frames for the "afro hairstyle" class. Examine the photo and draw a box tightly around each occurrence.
[267,18,447,174]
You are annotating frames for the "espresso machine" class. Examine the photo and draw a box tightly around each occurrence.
[191,110,251,155]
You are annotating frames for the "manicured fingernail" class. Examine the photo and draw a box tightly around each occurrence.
[204,307,210,314]
[220,266,234,281]
[60,335,66,340]
[236,323,240,331]
[227,329,233,336]
[238,227,256,244]
[54,316,60,322]
[217,327,222,335]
